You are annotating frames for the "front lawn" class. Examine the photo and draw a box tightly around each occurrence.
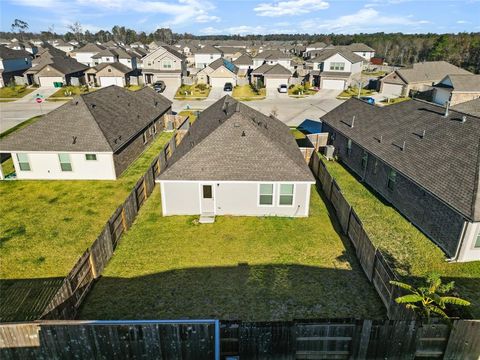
[178,110,199,123]
[79,186,385,321]
[0,85,34,98]
[49,85,95,98]
[232,85,266,101]
[323,159,480,318]
[0,132,172,321]
[174,84,210,100]
[380,97,410,105]
[126,85,143,91]
[337,87,374,99]
[288,84,317,97]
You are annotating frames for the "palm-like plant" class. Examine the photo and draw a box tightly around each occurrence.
[390,273,470,322]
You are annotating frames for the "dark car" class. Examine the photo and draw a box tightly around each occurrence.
[153,81,166,93]
[224,82,233,92]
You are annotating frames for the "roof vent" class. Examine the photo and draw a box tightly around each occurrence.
[462,115,467,123]
[401,140,406,151]
[241,131,246,137]
[154,101,158,106]
[379,135,383,143]
[444,101,450,117]
[351,115,355,128]
[91,103,96,109]
[235,102,240,112]
[75,101,79,105]
[234,123,240,127]
[222,102,228,114]
[72,136,77,144]
[421,130,426,139]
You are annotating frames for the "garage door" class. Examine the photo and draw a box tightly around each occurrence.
[322,79,346,90]
[381,83,403,96]
[99,77,124,87]
[39,76,63,87]
[210,77,234,88]
[266,78,288,89]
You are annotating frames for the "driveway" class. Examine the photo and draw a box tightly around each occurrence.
[160,83,179,101]
[207,86,228,101]
[266,87,288,99]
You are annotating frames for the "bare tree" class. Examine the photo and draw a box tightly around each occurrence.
[68,21,83,42]
[11,19,29,40]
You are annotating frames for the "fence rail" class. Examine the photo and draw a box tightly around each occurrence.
[1,319,478,359]
[310,152,413,320]
[40,132,182,320]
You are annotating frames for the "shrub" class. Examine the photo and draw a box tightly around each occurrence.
[196,83,207,91]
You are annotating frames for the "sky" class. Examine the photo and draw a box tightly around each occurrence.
[1,0,479,35]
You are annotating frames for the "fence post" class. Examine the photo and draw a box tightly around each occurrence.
[142,178,147,201]
[121,207,127,231]
[357,320,372,360]
[88,252,98,279]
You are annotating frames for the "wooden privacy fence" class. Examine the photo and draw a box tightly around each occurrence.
[309,153,413,320]
[40,133,182,320]
[1,319,479,359]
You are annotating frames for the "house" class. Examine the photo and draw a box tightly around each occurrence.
[233,53,253,75]
[73,43,106,67]
[24,52,88,87]
[304,42,327,59]
[91,47,138,69]
[196,58,239,87]
[142,45,186,89]
[0,86,172,180]
[379,61,471,97]
[433,74,480,106]
[0,46,32,87]
[85,62,142,87]
[321,98,480,262]
[252,49,292,69]
[52,39,75,54]
[307,49,364,90]
[452,98,480,117]
[7,41,38,55]
[156,96,315,217]
[215,47,244,61]
[149,40,169,50]
[194,45,222,69]
[251,63,291,89]
[343,43,375,61]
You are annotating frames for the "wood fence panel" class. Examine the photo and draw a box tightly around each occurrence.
[372,250,396,311]
[238,322,293,359]
[318,161,333,201]
[444,320,480,360]
[329,180,351,234]
[108,205,125,248]
[134,177,147,209]
[89,225,114,277]
[347,209,362,250]
[355,229,376,282]
[220,321,240,357]
[122,190,138,229]
[310,152,320,178]
[415,322,450,358]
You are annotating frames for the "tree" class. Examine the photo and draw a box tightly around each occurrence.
[68,21,83,42]
[11,19,29,40]
[390,273,470,322]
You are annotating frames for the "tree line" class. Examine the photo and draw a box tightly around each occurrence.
[2,21,479,73]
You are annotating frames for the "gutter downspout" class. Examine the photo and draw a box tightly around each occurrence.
[448,220,468,263]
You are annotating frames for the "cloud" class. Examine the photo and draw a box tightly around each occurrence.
[200,25,269,35]
[254,0,329,17]
[199,26,222,35]
[195,14,220,23]
[301,8,429,33]
[456,20,470,24]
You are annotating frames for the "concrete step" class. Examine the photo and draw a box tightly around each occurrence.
[199,213,215,224]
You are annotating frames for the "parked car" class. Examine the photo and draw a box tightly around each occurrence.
[153,81,166,93]
[278,84,288,93]
[224,82,233,92]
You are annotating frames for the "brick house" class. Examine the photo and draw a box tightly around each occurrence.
[0,86,171,180]
[321,98,480,262]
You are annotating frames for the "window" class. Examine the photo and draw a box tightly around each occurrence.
[58,153,72,172]
[259,184,274,205]
[363,52,366,57]
[362,151,368,170]
[153,123,157,134]
[203,185,212,199]
[346,139,352,157]
[85,154,97,161]
[279,184,294,206]
[387,170,397,190]
[107,68,112,72]
[143,131,148,144]
[373,159,378,175]
[329,62,345,71]
[16,153,31,171]
[475,232,480,248]
[162,59,172,69]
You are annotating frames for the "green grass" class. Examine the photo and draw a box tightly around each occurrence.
[79,186,385,321]
[0,116,42,140]
[232,85,266,101]
[381,97,410,105]
[49,85,96,98]
[174,84,210,100]
[337,87,374,99]
[290,127,306,140]
[178,110,198,123]
[361,70,387,77]
[125,85,143,91]
[323,159,480,318]
[0,132,172,281]
[0,85,34,98]
[288,84,317,97]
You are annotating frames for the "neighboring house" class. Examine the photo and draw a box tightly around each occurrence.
[451,97,480,117]
[73,43,106,67]
[0,86,172,180]
[85,62,142,87]
[149,41,169,50]
[433,74,480,106]
[252,49,292,69]
[304,42,327,59]
[142,45,186,90]
[233,53,253,75]
[8,41,38,55]
[156,96,315,217]
[215,47,244,61]
[194,45,222,69]
[343,43,375,61]
[0,46,32,87]
[91,48,138,69]
[321,98,480,262]
[250,63,291,89]
[130,41,146,49]
[307,49,364,90]
[52,39,75,54]
[379,61,471,96]
[196,58,239,87]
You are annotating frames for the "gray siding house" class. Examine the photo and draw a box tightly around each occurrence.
[142,45,186,89]
[157,96,315,218]
[321,98,480,262]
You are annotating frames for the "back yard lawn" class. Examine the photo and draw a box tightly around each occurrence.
[324,159,480,318]
[0,132,172,321]
[79,186,385,321]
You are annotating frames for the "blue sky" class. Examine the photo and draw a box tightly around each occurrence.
[1,0,479,35]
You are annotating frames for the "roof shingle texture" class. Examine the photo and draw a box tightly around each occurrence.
[321,98,480,221]
[396,61,471,84]
[158,96,314,182]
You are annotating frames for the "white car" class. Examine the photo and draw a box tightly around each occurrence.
[278,84,288,93]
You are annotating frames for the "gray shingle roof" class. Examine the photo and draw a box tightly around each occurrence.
[253,49,290,60]
[344,43,375,52]
[307,42,327,48]
[195,45,222,54]
[309,48,364,64]
[451,98,480,117]
[440,74,480,92]
[207,58,239,74]
[233,53,253,66]
[0,45,31,60]
[0,86,171,153]
[158,96,314,182]
[89,62,134,74]
[321,98,480,221]
[252,63,291,76]
[396,61,471,84]
[75,43,106,53]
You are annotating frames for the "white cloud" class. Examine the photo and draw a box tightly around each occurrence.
[199,26,222,35]
[200,25,268,35]
[195,14,220,23]
[457,20,470,24]
[301,8,429,34]
[254,0,329,17]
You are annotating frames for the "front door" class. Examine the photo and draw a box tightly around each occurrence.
[200,184,214,214]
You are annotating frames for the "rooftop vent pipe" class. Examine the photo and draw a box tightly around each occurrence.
[421,130,426,139]
[462,115,467,123]
[351,115,355,128]
[444,101,450,117]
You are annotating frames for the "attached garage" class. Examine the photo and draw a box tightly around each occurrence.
[39,76,64,87]
[265,77,288,89]
[99,76,125,87]
[382,82,404,96]
[321,79,346,90]
[210,76,234,88]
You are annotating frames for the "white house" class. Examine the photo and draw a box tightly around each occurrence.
[157,96,315,219]
[194,45,222,69]
[304,42,327,59]
[0,86,172,180]
[252,49,292,70]
[344,43,376,62]
[433,74,480,106]
[73,43,106,67]
[196,58,239,87]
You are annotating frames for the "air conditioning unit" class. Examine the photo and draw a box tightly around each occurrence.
[324,145,335,160]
